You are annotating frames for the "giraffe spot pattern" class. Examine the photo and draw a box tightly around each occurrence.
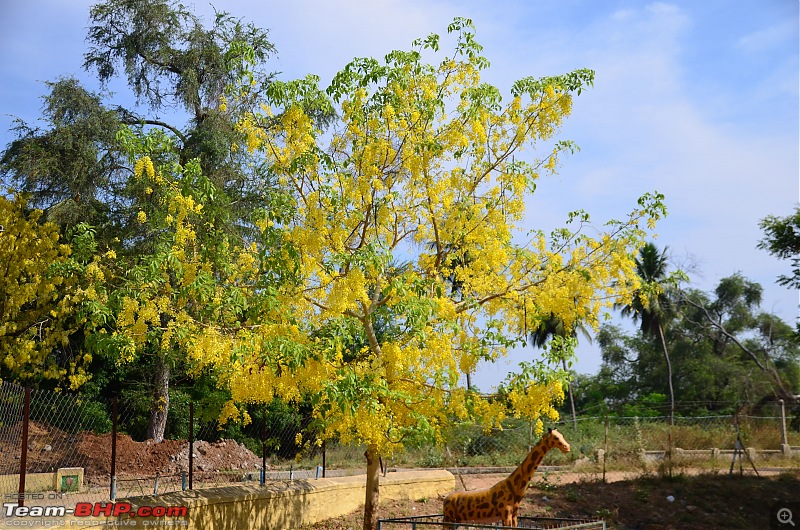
[441,429,571,526]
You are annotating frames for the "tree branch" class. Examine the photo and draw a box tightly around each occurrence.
[121,117,188,145]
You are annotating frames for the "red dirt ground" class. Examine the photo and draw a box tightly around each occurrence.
[304,469,800,530]
[0,421,263,478]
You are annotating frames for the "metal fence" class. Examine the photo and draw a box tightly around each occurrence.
[1,381,798,513]
[0,381,366,512]
[428,412,800,474]
[377,515,605,529]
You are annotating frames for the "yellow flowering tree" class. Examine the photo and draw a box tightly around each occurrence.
[192,19,665,529]
[92,126,277,442]
[0,195,98,389]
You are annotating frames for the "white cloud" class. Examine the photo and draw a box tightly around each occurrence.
[228,0,460,85]
[738,19,798,53]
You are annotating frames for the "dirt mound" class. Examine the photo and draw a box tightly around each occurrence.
[25,421,50,436]
[77,433,186,477]
[168,439,264,474]
[0,421,82,474]
[77,433,264,477]
[0,424,265,479]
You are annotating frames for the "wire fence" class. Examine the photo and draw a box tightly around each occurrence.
[427,413,800,473]
[0,381,798,514]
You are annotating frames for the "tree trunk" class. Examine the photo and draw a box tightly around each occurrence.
[146,352,170,443]
[562,358,577,428]
[363,448,381,530]
[657,323,675,426]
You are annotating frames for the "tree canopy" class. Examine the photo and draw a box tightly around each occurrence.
[0,195,97,388]
[172,18,665,528]
[758,206,800,291]
[1,7,670,529]
[580,273,800,414]
[190,17,664,448]
[0,0,284,442]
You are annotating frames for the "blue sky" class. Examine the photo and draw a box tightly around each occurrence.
[1,0,797,390]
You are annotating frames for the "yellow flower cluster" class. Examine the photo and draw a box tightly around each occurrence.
[198,30,663,456]
[133,156,156,180]
[507,380,565,434]
[0,195,98,387]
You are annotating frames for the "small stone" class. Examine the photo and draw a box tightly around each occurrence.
[666,495,675,503]
[42,445,52,452]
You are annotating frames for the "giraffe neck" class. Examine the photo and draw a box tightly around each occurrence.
[506,436,553,494]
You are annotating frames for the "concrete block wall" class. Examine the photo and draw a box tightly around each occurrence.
[72,469,455,529]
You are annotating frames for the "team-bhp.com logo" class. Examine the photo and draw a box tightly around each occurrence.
[4,501,188,518]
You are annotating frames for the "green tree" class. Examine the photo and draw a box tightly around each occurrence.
[619,243,681,424]
[0,78,126,237]
[758,206,800,291]
[527,312,591,425]
[679,274,799,406]
[202,19,665,530]
[0,0,282,443]
[591,274,800,414]
[587,323,669,408]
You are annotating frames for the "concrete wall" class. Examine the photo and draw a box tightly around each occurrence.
[1,468,83,494]
[72,470,454,529]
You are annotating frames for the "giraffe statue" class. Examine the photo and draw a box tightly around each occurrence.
[442,428,570,527]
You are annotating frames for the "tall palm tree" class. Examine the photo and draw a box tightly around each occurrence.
[620,243,676,425]
[528,313,591,427]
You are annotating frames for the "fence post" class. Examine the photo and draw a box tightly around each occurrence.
[779,399,792,457]
[18,387,30,508]
[322,440,326,478]
[188,401,194,490]
[261,407,267,486]
[528,419,534,450]
[779,399,788,446]
[667,422,673,478]
[110,397,118,501]
[602,414,608,484]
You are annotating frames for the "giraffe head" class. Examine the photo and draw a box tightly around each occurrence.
[545,428,570,453]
